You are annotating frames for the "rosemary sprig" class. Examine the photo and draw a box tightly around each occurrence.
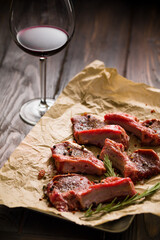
[83,182,160,219]
[104,155,117,177]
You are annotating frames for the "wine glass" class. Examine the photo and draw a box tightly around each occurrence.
[9,0,75,125]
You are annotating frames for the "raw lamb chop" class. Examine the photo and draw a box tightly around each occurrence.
[141,119,160,136]
[51,141,106,175]
[71,113,106,131]
[100,138,138,180]
[130,149,160,182]
[100,138,160,182]
[46,174,91,211]
[71,113,129,149]
[104,112,160,146]
[46,174,137,211]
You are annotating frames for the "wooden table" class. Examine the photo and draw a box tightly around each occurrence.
[0,0,160,239]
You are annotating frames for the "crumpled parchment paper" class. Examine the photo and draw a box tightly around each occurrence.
[0,60,160,227]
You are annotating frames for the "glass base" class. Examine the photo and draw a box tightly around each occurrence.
[20,98,55,125]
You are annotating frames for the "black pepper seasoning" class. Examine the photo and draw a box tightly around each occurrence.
[50,187,54,191]
[69,150,72,156]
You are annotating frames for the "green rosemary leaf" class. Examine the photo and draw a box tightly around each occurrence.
[84,204,93,217]
[104,155,117,177]
[82,182,160,219]
[96,203,103,212]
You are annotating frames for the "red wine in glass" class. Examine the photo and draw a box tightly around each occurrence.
[16,26,69,57]
[9,0,75,125]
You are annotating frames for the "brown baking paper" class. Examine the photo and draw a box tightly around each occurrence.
[0,60,160,227]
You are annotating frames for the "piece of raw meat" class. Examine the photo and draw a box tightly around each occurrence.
[46,174,137,211]
[129,149,160,182]
[104,112,160,146]
[141,119,160,136]
[71,113,106,131]
[100,138,160,182]
[71,113,129,149]
[100,138,138,180]
[78,176,136,209]
[51,141,106,175]
[46,174,92,211]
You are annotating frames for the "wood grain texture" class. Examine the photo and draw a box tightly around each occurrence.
[0,0,160,239]
[126,2,160,86]
[55,0,132,96]
[0,207,105,240]
[0,0,11,66]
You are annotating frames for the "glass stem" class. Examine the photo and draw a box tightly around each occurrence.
[39,57,47,106]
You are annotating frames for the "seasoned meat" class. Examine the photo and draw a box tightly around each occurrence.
[100,138,160,182]
[51,141,106,175]
[71,113,106,131]
[47,174,137,211]
[104,112,160,146]
[129,149,160,182]
[72,125,129,149]
[141,119,160,136]
[47,174,92,211]
[71,113,129,149]
[78,176,136,209]
[100,138,138,179]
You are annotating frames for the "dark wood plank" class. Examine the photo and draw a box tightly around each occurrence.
[0,207,105,240]
[0,206,24,232]
[144,214,160,239]
[55,0,132,96]
[0,0,12,66]
[1,209,160,240]
[126,1,160,86]
[21,209,105,240]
